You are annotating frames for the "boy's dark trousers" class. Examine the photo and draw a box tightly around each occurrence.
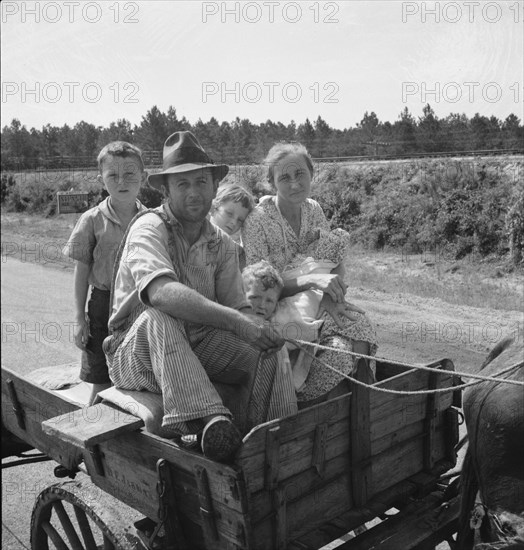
[80,287,111,384]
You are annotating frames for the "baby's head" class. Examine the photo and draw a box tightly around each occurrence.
[242,260,283,320]
[210,184,255,236]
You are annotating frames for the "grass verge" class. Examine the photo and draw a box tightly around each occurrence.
[344,246,523,312]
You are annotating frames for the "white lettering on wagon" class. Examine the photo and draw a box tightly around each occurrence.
[104,465,154,501]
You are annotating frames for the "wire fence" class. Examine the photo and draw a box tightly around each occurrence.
[2,148,523,173]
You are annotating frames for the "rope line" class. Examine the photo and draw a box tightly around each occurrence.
[289,338,524,387]
[286,339,524,396]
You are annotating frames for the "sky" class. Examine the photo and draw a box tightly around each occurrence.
[1,0,523,131]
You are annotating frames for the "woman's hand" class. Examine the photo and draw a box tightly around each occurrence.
[318,294,366,329]
[298,273,347,303]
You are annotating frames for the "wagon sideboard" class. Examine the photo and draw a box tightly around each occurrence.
[1,358,460,550]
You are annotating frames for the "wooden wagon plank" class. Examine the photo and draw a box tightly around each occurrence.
[371,383,454,424]
[241,412,350,494]
[375,360,412,380]
[242,378,456,501]
[239,394,350,459]
[251,472,353,550]
[243,360,458,549]
[372,372,454,411]
[371,392,453,441]
[84,435,251,549]
[257,467,450,550]
[371,425,448,494]
[1,409,82,471]
[334,491,460,550]
[2,367,81,420]
[42,402,144,448]
[350,359,373,506]
[248,429,452,546]
[1,368,82,469]
[96,431,246,510]
[249,455,350,525]
[371,360,455,416]
[289,522,347,550]
[240,364,454,487]
[424,371,440,470]
[287,470,454,550]
[372,418,451,463]
[287,541,315,550]
[371,419,426,455]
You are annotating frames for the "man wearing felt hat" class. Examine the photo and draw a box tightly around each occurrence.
[103,131,297,463]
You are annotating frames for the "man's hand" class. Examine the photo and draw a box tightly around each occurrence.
[318,294,366,329]
[298,273,347,303]
[234,314,285,355]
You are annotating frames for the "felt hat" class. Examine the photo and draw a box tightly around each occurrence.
[148,131,229,190]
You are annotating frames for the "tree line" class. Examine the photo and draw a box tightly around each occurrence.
[1,104,522,170]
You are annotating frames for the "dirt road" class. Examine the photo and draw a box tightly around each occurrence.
[2,257,79,377]
[1,258,80,549]
[349,284,522,374]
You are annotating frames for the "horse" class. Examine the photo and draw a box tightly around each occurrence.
[456,331,524,549]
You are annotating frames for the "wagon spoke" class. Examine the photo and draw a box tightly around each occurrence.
[32,480,142,550]
[52,501,85,550]
[73,505,98,550]
[41,520,70,550]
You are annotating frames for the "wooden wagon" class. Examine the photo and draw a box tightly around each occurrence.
[2,357,462,550]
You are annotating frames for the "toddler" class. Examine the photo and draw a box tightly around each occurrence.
[242,261,323,396]
[242,260,283,321]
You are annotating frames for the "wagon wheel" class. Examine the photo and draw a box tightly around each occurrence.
[31,479,146,550]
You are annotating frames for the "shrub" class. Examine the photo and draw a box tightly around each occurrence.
[138,185,163,208]
[220,164,270,201]
[308,157,522,261]
[505,187,524,265]
[5,184,27,212]
[0,173,16,204]
[20,182,57,214]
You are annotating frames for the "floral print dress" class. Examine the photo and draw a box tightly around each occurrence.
[242,196,378,402]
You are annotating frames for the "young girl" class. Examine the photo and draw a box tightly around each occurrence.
[210,185,255,269]
[210,184,255,241]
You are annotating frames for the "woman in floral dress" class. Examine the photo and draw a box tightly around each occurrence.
[242,142,378,406]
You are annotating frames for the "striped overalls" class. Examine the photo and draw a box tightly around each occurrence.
[104,206,297,436]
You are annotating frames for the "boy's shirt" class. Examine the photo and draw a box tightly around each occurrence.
[63,197,146,291]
